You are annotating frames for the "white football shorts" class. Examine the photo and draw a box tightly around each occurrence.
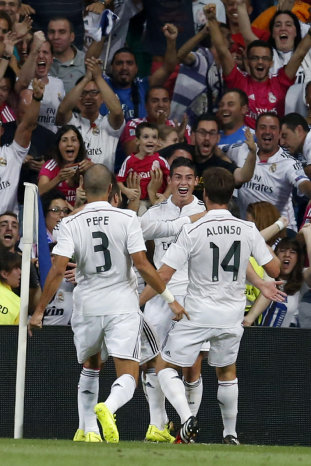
[143,294,210,360]
[140,317,160,365]
[161,321,243,368]
[71,311,143,364]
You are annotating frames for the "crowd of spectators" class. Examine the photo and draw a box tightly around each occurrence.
[1,0,311,329]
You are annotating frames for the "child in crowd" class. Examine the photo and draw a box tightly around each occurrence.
[117,122,171,215]
[158,126,179,150]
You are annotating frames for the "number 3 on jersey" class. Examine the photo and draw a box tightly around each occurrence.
[92,231,112,272]
[210,241,241,282]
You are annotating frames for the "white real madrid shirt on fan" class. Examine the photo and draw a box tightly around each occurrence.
[140,195,206,295]
[162,209,272,328]
[43,279,74,325]
[68,112,125,171]
[228,143,309,230]
[52,201,146,316]
[29,76,65,134]
[0,140,29,215]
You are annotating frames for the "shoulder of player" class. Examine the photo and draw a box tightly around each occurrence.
[192,195,205,208]
[64,204,135,224]
[146,199,169,212]
[186,214,254,234]
[274,149,302,167]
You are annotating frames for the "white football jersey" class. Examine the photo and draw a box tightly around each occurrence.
[228,144,309,230]
[53,201,146,316]
[162,209,272,327]
[0,140,29,215]
[43,279,74,325]
[29,76,65,133]
[69,113,125,170]
[140,196,206,295]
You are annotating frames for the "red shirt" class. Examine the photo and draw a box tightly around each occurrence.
[39,159,77,206]
[224,65,295,129]
[117,153,170,200]
[231,27,270,51]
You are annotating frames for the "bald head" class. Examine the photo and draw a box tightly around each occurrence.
[84,164,112,199]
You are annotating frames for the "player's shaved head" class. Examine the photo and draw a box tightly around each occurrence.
[84,164,112,197]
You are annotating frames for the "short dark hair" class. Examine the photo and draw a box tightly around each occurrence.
[247,40,273,59]
[203,167,235,204]
[48,17,74,33]
[40,189,66,218]
[158,143,195,161]
[53,125,86,167]
[221,88,249,107]
[111,47,136,65]
[135,121,158,139]
[108,173,121,203]
[145,85,169,104]
[281,113,309,133]
[169,157,196,177]
[256,112,280,129]
[0,211,18,221]
[0,251,21,283]
[192,113,219,132]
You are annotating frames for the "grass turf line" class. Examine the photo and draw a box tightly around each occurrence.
[0,439,311,466]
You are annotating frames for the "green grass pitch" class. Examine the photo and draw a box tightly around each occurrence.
[0,439,311,466]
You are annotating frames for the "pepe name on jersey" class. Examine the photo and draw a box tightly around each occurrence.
[86,216,109,226]
[206,224,241,237]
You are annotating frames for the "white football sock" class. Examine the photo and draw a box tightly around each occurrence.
[217,378,238,437]
[104,374,136,414]
[158,368,192,424]
[79,367,100,434]
[142,369,168,430]
[183,376,203,416]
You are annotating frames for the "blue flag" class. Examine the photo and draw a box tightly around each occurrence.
[37,194,52,289]
[100,9,119,37]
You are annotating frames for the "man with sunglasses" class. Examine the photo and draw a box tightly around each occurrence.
[56,57,124,172]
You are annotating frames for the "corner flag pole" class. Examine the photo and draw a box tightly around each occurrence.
[14,183,38,439]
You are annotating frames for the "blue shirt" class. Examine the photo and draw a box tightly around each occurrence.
[100,76,149,121]
[218,125,254,153]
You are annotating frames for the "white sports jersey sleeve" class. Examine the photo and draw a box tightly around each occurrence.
[53,201,146,316]
[140,207,191,240]
[162,209,272,327]
[141,196,205,295]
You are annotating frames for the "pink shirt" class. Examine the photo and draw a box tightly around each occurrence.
[39,159,77,206]
[224,65,295,129]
